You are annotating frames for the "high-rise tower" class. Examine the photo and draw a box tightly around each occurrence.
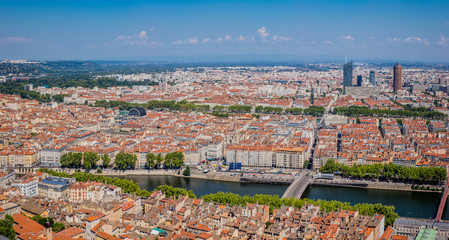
[393,62,402,92]
[343,61,353,93]
[369,71,376,86]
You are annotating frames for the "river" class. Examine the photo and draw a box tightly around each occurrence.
[116,175,447,220]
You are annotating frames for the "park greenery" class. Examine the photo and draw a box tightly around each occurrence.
[0,215,16,240]
[320,159,446,184]
[38,168,399,227]
[333,106,446,120]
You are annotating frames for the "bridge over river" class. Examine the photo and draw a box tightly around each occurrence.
[435,166,449,222]
[282,172,312,199]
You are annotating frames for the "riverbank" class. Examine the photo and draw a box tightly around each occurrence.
[311,178,443,193]
[37,167,443,193]
[100,169,243,183]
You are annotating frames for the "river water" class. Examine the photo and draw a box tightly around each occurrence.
[116,175,447,220]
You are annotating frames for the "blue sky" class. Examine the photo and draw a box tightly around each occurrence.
[1,0,449,62]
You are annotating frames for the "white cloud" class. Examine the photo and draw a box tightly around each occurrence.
[113,29,162,47]
[0,36,35,44]
[172,40,183,45]
[388,37,402,42]
[272,35,292,42]
[323,40,333,45]
[202,38,212,43]
[186,37,198,44]
[138,30,148,39]
[257,27,269,40]
[388,36,430,45]
[172,37,199,45]
[404,36,429,45]
[237,36,246,42]
[202,35,254,44]
[341,35,355,41]
[437,36,449,46]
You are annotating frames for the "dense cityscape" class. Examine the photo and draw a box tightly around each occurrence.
[0,59,447,240]
[2,0,449,239]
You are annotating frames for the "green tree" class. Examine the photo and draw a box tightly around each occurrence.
[114,152,137,170]
[146,153,156,169]
[60,152,82,168]
[83,152,99,170]
[52,94,67,103]
[60,153,71,168]
[156,153,164,168]
[303,160,309,169]
[31,215,65,233]
[101,154,111,168]
[0,214,16,239]
[71,152,83,168]
[183,166,191,176]
[164,151,184,169]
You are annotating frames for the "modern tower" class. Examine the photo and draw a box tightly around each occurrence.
[369,71,376,86]
[343,61,353,93]
[357,75,362,87]
[393,62,402,92]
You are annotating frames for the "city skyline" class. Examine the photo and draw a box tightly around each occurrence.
[1,0,449,62]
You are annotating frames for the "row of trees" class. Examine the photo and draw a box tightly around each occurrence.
[60,151,184,171]
[60,152,111,169]
[333,106,447,120]
[213,105,252,114]
[320,159,447,184]
[95,99,210,112]
[157,186,398,227]
[95,99,326,117]
[156,185,196,199]
[146,151,184,169]
[39,168,152,196]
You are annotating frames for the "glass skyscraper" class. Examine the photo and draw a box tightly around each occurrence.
[369,70,376,86]
[343,61,353,93]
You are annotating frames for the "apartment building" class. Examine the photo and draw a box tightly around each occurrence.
[11,177,38,197]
